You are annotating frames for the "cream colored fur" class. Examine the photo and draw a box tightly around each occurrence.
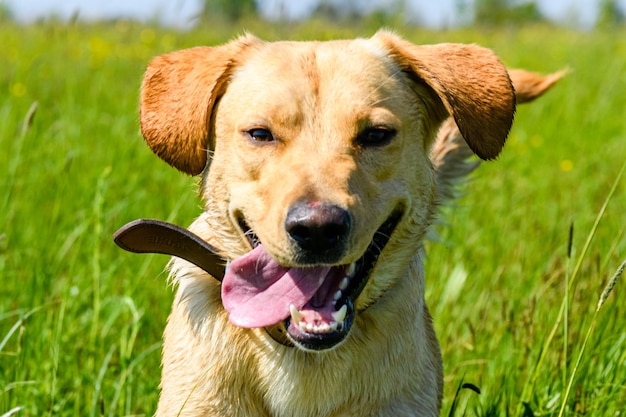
[136,31,561,416]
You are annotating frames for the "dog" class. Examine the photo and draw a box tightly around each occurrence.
[131,31,561,416]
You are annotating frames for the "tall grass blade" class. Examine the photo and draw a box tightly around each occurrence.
[1,102,38,216]
[90,345,116,417]
[557,259,624,417]
[0,307,42,353]
[1,407,23,417]
[597,259,625,311]
[562,222,573,394]
[89,167,112,348]
[518,159,626,414]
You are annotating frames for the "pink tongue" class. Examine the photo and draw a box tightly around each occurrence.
[222,245,330,328]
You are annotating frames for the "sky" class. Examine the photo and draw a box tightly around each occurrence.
[1,0,623,29]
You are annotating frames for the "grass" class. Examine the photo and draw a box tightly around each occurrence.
[1,17,625,416]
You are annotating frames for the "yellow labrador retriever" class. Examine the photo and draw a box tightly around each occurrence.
[118,31,561,416]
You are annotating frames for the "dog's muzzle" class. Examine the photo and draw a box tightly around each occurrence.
[227,209,403,351]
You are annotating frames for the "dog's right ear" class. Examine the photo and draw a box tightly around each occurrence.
[140,35,261,175]
[373,30,516,161]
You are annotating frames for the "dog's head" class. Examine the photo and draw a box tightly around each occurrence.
[140,31,515,351]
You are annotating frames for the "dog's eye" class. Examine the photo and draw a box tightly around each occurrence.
[357,127,396,147]
[248,128,275,143]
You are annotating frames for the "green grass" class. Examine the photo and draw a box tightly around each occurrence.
[1,18,625,416]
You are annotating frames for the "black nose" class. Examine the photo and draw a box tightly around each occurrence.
[285,202,351,258]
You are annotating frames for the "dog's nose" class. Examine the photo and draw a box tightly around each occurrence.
[285,202,351,256]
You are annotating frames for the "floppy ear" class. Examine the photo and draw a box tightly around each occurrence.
[140,35,262,175]
[373,31,516,160]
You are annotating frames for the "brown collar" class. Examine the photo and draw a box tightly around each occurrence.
[113,219,293,347]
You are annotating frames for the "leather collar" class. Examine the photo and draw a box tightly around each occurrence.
[113,219,293,347]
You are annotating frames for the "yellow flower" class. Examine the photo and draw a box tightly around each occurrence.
[90,36,112,64]
[559,159,574,172]
[10,82,26,97]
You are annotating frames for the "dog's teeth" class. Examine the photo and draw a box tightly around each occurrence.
[339,277,350,291]
[292,304,346,334]
[318,323,331,333]
[296,319,341,334]
[333,290,342,307]
[332,304,347,323]
[345,263,356,278]
[290,304,302,324]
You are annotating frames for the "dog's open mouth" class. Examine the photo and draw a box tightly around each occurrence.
[221,211,402,351]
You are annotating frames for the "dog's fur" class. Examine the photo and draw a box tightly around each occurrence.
[138,31,561,416]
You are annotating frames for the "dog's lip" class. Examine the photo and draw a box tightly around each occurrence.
[236,209,403,350]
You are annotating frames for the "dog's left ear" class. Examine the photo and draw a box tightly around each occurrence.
[373,31,515,160]
[140,35,262,175]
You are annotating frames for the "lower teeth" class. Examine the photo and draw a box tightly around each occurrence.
[289,304,347,334]
[299,320,341,334]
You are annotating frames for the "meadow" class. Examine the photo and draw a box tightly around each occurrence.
[1,17,625,416]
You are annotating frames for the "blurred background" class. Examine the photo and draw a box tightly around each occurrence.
[2,0,626,30]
